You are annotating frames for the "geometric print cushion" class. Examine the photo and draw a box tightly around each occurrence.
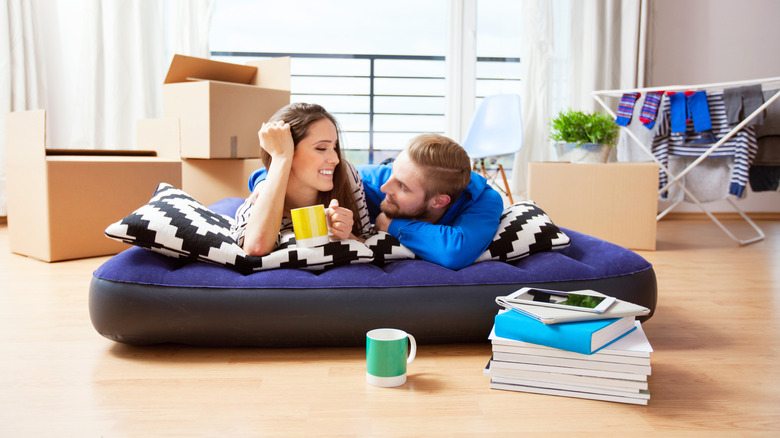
[104,183,373,274]
[261,228,374,272]
[363,231,419,265]
[474,201,570,263]
[362,201,570,266]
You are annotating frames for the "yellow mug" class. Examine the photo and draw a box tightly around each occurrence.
[290,205,329,247]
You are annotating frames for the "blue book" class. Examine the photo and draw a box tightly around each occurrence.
[494,310,636,355]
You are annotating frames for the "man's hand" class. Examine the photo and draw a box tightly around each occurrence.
[375,212,392,232]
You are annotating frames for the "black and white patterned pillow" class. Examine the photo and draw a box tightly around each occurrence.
[359,201,570,266]
[104,183,374,274]
[364,231,419,264]
[474,201,570,263]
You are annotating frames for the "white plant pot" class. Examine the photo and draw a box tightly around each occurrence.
[555,142,611,164]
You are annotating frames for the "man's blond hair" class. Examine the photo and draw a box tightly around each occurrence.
[404,134,472,202]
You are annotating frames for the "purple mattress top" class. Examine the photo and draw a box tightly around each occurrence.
[92,197,652,290]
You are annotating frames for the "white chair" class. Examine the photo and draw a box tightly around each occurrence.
[462,94,523,203]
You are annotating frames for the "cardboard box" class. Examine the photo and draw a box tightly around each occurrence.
[181,158,263,207]
[527,162,659,250]
[5,110,182,262]
[163,55,291,159]
[137,117,261,207]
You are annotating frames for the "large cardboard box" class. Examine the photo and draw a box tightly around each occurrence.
[137,117,261,207]
[163,55,291,159]
[5,110,182,262]
[181,158,263,207]
[527,162,659,250]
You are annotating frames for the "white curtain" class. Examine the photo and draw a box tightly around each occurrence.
[510,0,556,201]
[0,0,45,217]
[0,0,214,217]
[510,0,646,198]
[569,0,645,113]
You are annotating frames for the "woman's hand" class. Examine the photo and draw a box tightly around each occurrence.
[259,120,294,161]
[326,199,354,240]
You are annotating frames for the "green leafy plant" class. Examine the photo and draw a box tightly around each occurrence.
[549,109,620,147]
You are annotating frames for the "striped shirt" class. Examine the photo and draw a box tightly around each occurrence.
[231,161,374,249]
[652,90,758,198]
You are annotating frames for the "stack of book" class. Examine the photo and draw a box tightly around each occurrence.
[485,288,653,405]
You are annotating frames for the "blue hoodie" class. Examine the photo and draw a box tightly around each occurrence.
[358,163,504,270]
[247,163,504,270]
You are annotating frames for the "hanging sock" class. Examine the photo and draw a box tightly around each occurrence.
[741,85,765,127]
[668,92,688,133]
[688,90,712,132]
[687,90,716,143]
[639,91,664,129]
[615,92,641,126]
[724,85,766,127]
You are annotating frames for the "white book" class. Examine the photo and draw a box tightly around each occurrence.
[491,350,652,375]
[488,358,648,381]
[485,360,648,391]
[489,320,653,360]
[490,343,650,366]
[490,381,650,406]
[491,375,650,398]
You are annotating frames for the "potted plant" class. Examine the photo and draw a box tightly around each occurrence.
[549,109,619,163]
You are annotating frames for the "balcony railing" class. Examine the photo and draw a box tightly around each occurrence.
[211,51,520,165]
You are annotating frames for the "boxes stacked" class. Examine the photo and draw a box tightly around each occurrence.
[162,55,290,160]
[149,54,291,206]
[485,320,653,405]
[5,55,290,261]
[5,110,182,262]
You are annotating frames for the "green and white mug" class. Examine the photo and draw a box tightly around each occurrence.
[366,328,417,387]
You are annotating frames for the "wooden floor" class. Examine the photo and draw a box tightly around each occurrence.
[1,219,779,437]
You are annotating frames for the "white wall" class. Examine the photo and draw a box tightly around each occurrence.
[647,0,780,213]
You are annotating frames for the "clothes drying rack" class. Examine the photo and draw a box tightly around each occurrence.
[593,76,780,245]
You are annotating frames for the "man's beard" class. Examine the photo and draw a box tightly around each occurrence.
[380,198,430,220]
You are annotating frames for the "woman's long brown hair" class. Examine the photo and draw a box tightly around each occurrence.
[259,103,362,236]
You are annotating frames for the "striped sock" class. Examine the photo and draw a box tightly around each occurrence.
[615,92,641,126]
[639,91,664,129]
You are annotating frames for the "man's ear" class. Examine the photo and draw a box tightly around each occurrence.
[429,193,451,210]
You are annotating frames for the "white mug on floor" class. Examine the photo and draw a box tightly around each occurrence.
[365,328,416,387]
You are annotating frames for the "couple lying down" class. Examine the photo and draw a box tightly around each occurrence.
[230,102,504,271]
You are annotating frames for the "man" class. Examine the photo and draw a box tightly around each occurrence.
[359,133,504,270]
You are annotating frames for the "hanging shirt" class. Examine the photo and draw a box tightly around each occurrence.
[651,90,758,198]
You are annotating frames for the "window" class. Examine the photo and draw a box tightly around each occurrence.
[210,1,535,165]
[476,0,522,100]
[210,0,448,164]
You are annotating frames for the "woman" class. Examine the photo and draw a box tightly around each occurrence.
[232,103,372,256]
